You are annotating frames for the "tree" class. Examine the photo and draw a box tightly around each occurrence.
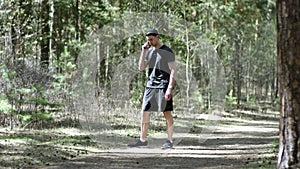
[277,1,300,168]
[40,0,50,68]
[0,0,276,129]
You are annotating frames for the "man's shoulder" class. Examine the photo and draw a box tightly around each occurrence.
[160,44,173,53]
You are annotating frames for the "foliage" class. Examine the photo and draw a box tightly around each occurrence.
[0,128,98,168]
[0,61,61,129]
[0,98,13,115]
[0,0,277,129]
[225,89,238,108]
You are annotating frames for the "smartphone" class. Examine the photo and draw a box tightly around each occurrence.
[143,42,151,49]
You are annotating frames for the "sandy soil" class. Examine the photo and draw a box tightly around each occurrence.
[43,109,279,169]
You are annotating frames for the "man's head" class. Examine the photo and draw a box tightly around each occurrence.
[146,28,159,46]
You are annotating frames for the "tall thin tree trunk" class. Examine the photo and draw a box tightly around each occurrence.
[3,1,11,61]
[73,0,80,64]
[245,41,251,100]
[234,37,241,105]
[272,50,278,100]
[40,0,50,69]
[55,2,63,73]
[49,0,54,71]
[235,0,243,106]
[277,1,300,168]
[184,4,190,108]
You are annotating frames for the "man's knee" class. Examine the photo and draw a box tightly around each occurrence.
[163,111,172,116]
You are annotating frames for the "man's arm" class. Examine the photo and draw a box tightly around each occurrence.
[167,61,176,89]
[138,49,148,71]
[139,42,150,71]
[165,61,176,101]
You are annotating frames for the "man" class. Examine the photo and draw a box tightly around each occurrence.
[128,29,176,149]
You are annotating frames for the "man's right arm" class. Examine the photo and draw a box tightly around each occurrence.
[138,49,148,71]
[139,39,151,71]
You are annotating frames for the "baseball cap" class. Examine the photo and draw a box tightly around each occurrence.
[146,28,159,36]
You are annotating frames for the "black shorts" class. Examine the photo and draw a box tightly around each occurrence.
[142,87,173,112]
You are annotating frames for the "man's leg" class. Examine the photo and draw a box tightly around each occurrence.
[128,111,150,147]
[140,111,150,141]
[163,111,174,141]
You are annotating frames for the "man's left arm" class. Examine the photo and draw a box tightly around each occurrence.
[165,61,176,101]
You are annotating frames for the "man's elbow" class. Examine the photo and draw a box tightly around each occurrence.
[139,61,147,71]
[138,65,145,71]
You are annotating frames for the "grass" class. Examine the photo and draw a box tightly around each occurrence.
[240,139,278,169]
[0,105,279,168]
[0,128,101,168]
[0,122,167,168]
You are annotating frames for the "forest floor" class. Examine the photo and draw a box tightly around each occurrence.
[0,106,279,169]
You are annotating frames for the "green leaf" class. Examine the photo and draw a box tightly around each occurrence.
[37,113,53,121]
[66,61,76,70]
[17,88,33,94]
[21,114,32,122]
[0,99,13,114]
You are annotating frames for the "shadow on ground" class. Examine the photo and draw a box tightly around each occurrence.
[0,108,278,169]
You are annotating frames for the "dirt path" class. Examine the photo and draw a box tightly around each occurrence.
[45,109,279,169]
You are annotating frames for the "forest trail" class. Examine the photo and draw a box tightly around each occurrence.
[45,108,279,169]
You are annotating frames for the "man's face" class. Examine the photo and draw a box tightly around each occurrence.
[146,35,158,46]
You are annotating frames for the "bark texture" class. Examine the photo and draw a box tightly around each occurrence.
[277,1,300,168]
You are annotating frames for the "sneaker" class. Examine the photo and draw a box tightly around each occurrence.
[161,140,173,149]
[128,139,148,147]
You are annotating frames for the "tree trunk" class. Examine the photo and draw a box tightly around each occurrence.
[49,0,54,71]
[55,2,63,73]
[234,37,241,106]
[184,6,190,108]
[73,0,80,64]
[271,48,278,101]
[40,0,50,69]
[277,1,300,168]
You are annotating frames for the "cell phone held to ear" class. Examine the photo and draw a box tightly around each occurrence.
[143,42,151,49]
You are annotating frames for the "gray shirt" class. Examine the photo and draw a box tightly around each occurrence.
[145,44,175,89]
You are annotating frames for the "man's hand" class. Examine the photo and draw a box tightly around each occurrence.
[142,41,151,50]
[165,88,172,101]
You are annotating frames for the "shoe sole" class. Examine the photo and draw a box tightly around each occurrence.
[161,146,173,150]
[128,145,148,148]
